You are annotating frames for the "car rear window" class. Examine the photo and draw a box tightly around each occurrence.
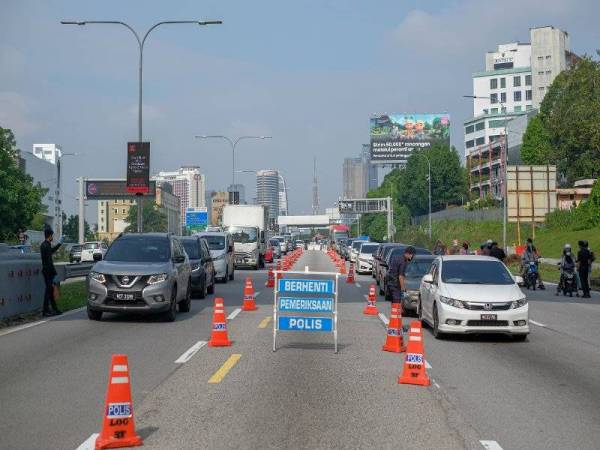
[360,244,379,254]
[83,243,99,250]
[104,237,170,262]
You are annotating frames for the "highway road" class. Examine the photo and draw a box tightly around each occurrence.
[1,250,599,449]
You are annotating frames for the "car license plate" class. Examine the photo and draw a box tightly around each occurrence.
[115,292,135,301]
[480,314,497,321]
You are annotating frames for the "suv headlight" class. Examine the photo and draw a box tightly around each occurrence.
[439,296,466,309]
[510,297,528,309]
[89,272,106,284]
[147,273,168,285]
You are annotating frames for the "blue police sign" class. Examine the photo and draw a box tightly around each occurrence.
[278,279,335,295]
[278,297,333,313]
[278,316,333,332]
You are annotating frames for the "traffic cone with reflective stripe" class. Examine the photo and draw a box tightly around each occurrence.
[265,267,275,287]
[208,297,231,346]
[95,354,143,449]
[242,277,258,311]
[363,284,378,315]
[398,320,430,386]
[382,302,405,353]
[346,263,355,283]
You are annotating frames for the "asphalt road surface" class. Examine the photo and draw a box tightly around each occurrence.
[1,250,599,450]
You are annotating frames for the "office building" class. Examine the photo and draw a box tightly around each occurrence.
[256,169,280,225]
[155,183,182,235]
[211,192,229,226]
[227,183,246,205]
[18,144,63,234]
[464,26,576,199]
[342,146,378,200]
[278,174,288,216]
[154,166,205,227]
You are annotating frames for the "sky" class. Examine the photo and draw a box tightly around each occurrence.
[1,0,599,220]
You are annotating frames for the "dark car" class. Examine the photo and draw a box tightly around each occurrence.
[376,243,404,290]
[69,244,82,263]
[181,236,216,299]
[381,245,431,300]
[402,255,436,315]
[373,243,402,284]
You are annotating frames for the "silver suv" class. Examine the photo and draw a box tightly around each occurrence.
[86,233,192,322]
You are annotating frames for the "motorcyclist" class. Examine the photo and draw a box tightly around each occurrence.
[521,238,545,289]
[556,244,577,296]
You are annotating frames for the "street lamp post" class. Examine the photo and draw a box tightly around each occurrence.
[463,95,511,251]
[62,19,222,232]
[415,152,432,239]
[195,135,272,204]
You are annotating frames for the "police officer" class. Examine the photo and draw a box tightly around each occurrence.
[40,227,63,316]
[577,240,593,298]
[389,246,416,306]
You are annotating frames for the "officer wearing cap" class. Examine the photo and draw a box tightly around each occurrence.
[389,246,416,304]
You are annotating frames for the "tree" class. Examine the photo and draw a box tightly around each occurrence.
[531,56,600,182]
[124,202,167,233]
[398,144,467,216]
[61,213,93,242]
[520,115,553,164]
[0,127,46,241]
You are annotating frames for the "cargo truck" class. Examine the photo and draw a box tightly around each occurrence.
[222,205,268,270]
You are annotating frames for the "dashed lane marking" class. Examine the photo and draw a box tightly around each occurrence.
[425,360,432,369]
[76,433,99,450]
[255,291,262,297]
[258,316,271,328]
[529,320,546,327]
[227,308,242,320]
[174,341,207,364]
[208,354,242,384]
[355,283,361,288]
[433,380,441,389]
[480,441,503,450]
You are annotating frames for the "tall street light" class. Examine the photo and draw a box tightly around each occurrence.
[62,19,222,232]
[463,95,512,250]
[194,135,272,204]
[416,152,432,239]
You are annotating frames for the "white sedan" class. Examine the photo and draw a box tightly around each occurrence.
[80,241,108,262]
[418,255,529,340]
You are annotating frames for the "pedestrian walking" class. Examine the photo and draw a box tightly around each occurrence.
[577,240,593,298]
[40,227,63,316]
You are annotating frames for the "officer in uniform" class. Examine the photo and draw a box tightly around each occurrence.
[389,246,416,306]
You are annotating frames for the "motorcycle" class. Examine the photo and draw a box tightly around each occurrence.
[524,261,538,291]
[558,266,578,297]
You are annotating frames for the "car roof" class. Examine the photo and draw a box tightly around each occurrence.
[119,233,169,239]
[197,231,227,237]
[413,254,436,261]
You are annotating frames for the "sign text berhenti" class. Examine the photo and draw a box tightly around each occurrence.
[273,276,338,352]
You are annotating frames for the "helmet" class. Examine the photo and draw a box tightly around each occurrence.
[564,243,572,250]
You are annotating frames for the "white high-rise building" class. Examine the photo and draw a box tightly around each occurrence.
[256,169,280,226]
[464,26,576,199]
[32,143,62,165]
[278,174,288,216]
[154,166,206,226]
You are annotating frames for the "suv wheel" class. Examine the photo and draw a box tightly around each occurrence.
[432,304,445,339]
[163,288,177,322]
[207,276,215,294]
[198,276,207,299]
[87,307,102,321]
[179,282,191,313]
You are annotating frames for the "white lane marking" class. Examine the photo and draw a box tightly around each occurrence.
[0,307,85,338]
[174,340,207,364]
[76,433,99,450]
[378,313,389,325]
[355,283,361,288]
[480,441,503,450]
[255,291,261,298]
[227,308,242,320]
[425,360,432,369]
[530,320,546,327]
[433,380,440,388]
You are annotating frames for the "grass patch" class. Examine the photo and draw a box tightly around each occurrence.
[57,280,87,312]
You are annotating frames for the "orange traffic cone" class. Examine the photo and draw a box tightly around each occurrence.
[363,284,378,315]
[382,303,405,353]
[242,277,258,311]
[346,263,355,283]
[265,267,275,287]
[95,354,143,449]
[208,297,232,347]
[398,320,430,386]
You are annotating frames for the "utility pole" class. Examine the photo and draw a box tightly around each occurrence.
[312,156,320,215]
[387,196,393,242]
[78,177,85,244]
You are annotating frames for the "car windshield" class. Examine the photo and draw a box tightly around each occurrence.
[202,235,225,250]
[406,259,434,278]
[83,243,99,250]
[71,245,82,251]
[181,240,200,259]
[229,226,257,244]
[360,244,379,254]
[352,241,364,250]
[441,260,514,285]
[104,237,170,262]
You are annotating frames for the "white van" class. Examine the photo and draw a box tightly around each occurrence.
[196,232,235,282]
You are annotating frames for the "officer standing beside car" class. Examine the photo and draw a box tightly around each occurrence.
[40,227,63,316]
[389,246,416,305]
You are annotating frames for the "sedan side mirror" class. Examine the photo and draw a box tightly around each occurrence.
[422,273,434,284]
[93,253,103,262]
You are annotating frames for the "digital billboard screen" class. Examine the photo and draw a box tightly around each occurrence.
[126,142,150,194]
[370,113,450,164]
[85,180,156,200]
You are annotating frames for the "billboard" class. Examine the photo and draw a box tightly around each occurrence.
[185,207,208,232]
[86,179,156,200]
[507,165,557,224]
[370,113,450,164]
[126,142,150,194]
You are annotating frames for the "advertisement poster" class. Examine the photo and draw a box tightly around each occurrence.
[126,142,150,193]
[370,113,450,164]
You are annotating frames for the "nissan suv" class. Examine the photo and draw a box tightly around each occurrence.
[86,233,192,322]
